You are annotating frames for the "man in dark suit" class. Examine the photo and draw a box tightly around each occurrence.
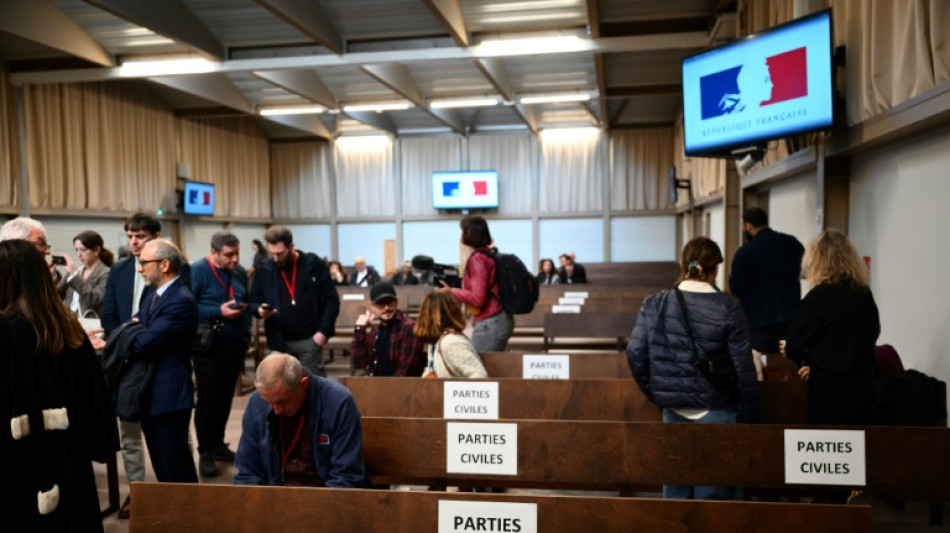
[100,212,163,518]
[350,255,381,286]
[558,252,587,284]
[130,239,199,483]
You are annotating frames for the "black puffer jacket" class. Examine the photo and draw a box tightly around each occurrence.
[626,286,760,422]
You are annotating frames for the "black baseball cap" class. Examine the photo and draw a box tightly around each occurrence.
[370,282,397,304]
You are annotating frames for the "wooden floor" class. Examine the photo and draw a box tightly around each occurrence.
[96,354,949,532]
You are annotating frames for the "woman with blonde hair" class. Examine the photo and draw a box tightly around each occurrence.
[784,229,879,425]
[0,240,116,531]
[414,292,487,378]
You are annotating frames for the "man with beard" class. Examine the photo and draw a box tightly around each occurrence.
[350,282,426,377]
[190,231,251,477]
[729,207,804,380]
[249,226,339,377]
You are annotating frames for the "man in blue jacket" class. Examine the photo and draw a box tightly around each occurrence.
[234,352,371,487]
[248,226,339,377]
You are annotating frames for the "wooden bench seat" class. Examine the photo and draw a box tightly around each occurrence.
[131,483,872,533]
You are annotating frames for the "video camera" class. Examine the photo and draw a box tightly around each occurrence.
[411,255,462,289]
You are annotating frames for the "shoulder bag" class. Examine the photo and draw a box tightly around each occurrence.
[673,288,736,389]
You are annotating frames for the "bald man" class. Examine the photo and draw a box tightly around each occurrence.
[234,353,371,487]
[349,255,380,287]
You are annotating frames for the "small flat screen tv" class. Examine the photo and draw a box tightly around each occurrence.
[182,180,215,216]
[432,170,499,210]
[681,9,834,157]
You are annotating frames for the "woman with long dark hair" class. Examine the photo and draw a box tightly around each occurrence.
[0,240,116,531]
[57,230,113,317]
[437,215,513,352]
[627,237,759,500]
[415,292,487,378]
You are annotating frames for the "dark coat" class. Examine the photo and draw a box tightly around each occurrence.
[626,287,760,422]
[1,315,117,532]
[102,322,149,421]
[101,257,191,336]
[350,266,381,286]
[729,227,804,329]
[249,251,340,350]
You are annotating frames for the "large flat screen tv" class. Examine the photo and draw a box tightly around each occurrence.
[432,170,499,210]
[681,9,834,157]
[182,180,215,216]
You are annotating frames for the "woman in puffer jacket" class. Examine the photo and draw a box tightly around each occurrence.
[626,237,759,501]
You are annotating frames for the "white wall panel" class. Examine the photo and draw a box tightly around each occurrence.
[539,218,604,264]
[338,222,395,272]
[610,216,677,262]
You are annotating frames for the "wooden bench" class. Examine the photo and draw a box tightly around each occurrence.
[338,377,808,424]
[542,313,635,351]
[582,261,681,286]
[130,482,872,532]
[361,417,950,503]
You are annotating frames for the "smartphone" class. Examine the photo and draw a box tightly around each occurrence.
[52,255,67,266]
[229,302,248,310]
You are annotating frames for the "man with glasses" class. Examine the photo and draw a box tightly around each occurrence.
[0,217,60,281]
[351,281,426,377]
[101,212,189,519]
[128,239,199,484]
[249,226,339,377]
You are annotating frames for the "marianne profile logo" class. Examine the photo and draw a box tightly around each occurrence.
[700,47,808,119]
[442,180,489,198]
[188,189,211,206]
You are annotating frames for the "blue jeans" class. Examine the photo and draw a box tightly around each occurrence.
[661,407,744,501]
[472,311,513,352]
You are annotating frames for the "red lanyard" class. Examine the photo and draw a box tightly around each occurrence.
[206,257,234,300]
[279,253,298,305]
[279,413,306,480]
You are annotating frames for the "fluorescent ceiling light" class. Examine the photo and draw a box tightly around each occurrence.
[259,105,325,116]
[481,13,581,24]
[475,35,585,57]
[343,102,412,112]
[119,57,217,77]
[430,97,499,109]
[481,0,581,12]
[336,135,392,149]
[539,127,600,141]
[520,93,591,104]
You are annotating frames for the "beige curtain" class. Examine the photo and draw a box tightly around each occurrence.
[0,65,18,207]
[831,0,950,124]
[333,137,396,217]
[270,141,333,219]
[743,0,796,34]
[177,117,270,218]
[23,81,176,211]
[609,128,674,211]
[398,136,463,216]
[538,130,605,213]
[673,115,727,203]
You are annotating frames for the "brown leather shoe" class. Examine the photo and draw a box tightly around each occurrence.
[118,495,131,519]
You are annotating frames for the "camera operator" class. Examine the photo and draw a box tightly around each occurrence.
[435,215,513,352]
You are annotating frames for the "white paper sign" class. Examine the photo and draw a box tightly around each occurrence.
[558,297,586,305]
[444,381,499,420]
[784,429,866,486]
[447,422,518,475]
[551,304,581,314]
[523,355,569,379]
[563,291,589,298]
[342,293,366,301]
[439,500,537,533]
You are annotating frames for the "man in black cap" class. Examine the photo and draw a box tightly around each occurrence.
[350,282,426,377]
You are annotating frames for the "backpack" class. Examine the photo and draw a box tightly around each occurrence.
[473,249,539,315]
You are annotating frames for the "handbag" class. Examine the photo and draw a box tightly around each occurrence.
[673,288,736,389]
[192,320,222,352]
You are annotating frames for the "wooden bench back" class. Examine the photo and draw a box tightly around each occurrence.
[131,483,872,533]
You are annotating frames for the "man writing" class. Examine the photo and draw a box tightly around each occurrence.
[248,226,339,377]
[729,207,804,380]
[351,282,426,377]
[190,231,252,477]
[234,352,371,487]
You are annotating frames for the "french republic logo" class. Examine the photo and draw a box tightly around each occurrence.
[700,46,808,119]
[443,180,489,197]
[188,189,211,206]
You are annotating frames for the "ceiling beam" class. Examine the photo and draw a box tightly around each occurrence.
[427,107,465,135]
[12,32,711,85]
[360,63,424,106]
[586,0,609,131]
[604,84,682,98]
[474,58,513,101]
[511,103,538,135]
[579,102,600,127]
[342,111,397,135]
[174,107,248,118]
[420,0,469,47]
[261,113,332,139]
[607,98,630,128]
[600,16,709,38]
[252,70,338,109]
[83,0,225,60]
[255,0,344,55]
[0,1,112,67]
[149,73,253,114]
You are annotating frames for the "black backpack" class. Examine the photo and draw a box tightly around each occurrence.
[473,249,539,314]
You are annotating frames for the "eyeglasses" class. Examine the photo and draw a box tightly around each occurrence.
[139,258,165,265]
[28,240,50,252]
